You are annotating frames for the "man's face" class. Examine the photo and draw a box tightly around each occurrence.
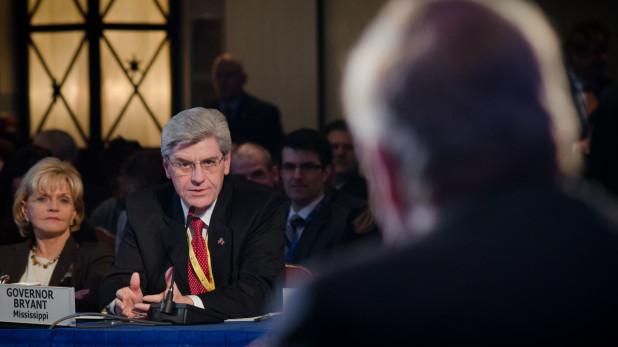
[281,148,330,210]
[213,60,246,102]
[328,130,358,176]
[231,152,278,188]
[570,33,609,80]
[163,137,230,215]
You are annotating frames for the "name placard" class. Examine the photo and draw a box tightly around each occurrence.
[0,284,75,326]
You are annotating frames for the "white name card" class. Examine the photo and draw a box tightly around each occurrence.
[0,284,75,326]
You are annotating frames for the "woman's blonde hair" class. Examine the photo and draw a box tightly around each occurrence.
[13,157,84,238]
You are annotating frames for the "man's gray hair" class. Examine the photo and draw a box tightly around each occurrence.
[343,0,580,205]
[161,107,232,157]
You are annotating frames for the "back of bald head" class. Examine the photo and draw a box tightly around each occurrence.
[233,142,274,170]
[212,53,246,77]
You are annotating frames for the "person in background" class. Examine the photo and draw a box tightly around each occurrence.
[206,53,284,159]
[0,145,52,246]
[280,129,354,272]
[33,129,79,165]
[99,107,286,319]
[322,119,368,201]
[231,142,281,190]
[0,158,113,312]
[274,0,618,344]
[112,149,168,253]
[89,138,143,246]
[565,20,612,153]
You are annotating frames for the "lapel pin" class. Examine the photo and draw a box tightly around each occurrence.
[218,237,225,245]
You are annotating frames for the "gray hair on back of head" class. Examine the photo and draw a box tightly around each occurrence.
[161,107,232,157]
[343,0,579,206]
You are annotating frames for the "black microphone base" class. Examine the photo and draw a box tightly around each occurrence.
[149,303,226,325]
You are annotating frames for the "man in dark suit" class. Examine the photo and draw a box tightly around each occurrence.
[275,0,618,345]
[99,107,286,319]
[565,20,613,154]
[279,129,353,272]
[207,53,283,159]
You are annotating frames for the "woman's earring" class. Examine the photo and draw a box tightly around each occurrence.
[71,220,75,227]
[24,217,29,223]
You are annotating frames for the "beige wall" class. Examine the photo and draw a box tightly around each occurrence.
[0,0,17,125]
[322,0,386,126]
[3,0,617,140]
[225,0,318,134]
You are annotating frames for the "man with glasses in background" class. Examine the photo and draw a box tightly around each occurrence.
[280,129,354,273]
[100,107,286,319]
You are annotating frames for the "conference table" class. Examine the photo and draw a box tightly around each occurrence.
[0,318,279,347]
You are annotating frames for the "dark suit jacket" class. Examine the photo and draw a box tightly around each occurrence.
[0,236,114,312]
[206,92,283,158]
[287,200,353,273]
[338,174,369,201]
[585,83,618,196]
[99,175,286,318]
[277,181,618,345]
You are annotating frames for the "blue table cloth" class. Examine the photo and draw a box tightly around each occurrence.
[0,319,277,347]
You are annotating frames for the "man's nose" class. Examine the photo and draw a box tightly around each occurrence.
[292,167,304,179]
[191,165,206,183]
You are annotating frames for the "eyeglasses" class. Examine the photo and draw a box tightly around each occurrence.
[167,156,225,174]
[281,162,323,173]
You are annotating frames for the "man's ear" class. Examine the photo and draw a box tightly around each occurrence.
[374,145,407,213]
[163,156,172,179]
[272,165,280,184]
[223,153,231,175]
[322,164,333,184]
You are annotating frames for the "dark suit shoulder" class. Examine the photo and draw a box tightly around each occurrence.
[224,175,285,202]
[340,175,369,200]
[77,240,114,259]
[0,240,30,279]
[126,182,180,216]
[242,93,280,114]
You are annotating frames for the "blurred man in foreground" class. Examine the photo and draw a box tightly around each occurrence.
[275,0,618,344]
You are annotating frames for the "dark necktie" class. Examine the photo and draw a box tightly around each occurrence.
[188,218,211,294]
[286,214,305,245]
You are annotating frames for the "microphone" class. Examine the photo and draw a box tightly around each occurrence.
[0,273,10,284]
[159,270,176,314]
[149,205,226,324]
[185,206,196,229]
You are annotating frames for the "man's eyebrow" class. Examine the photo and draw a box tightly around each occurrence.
[173,155,219,162]
[200,156,221,161]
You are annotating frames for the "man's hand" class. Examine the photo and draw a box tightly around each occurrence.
[75,289,90,299]
[143,267,195,306]
[114,272,144,318]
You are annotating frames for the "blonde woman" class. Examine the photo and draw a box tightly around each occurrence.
[0,157,113,312]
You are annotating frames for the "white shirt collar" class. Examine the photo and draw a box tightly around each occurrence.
[181,199,217,227]
[287,194,325,221]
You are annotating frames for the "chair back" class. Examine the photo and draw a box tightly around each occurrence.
[284,263,313,288]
